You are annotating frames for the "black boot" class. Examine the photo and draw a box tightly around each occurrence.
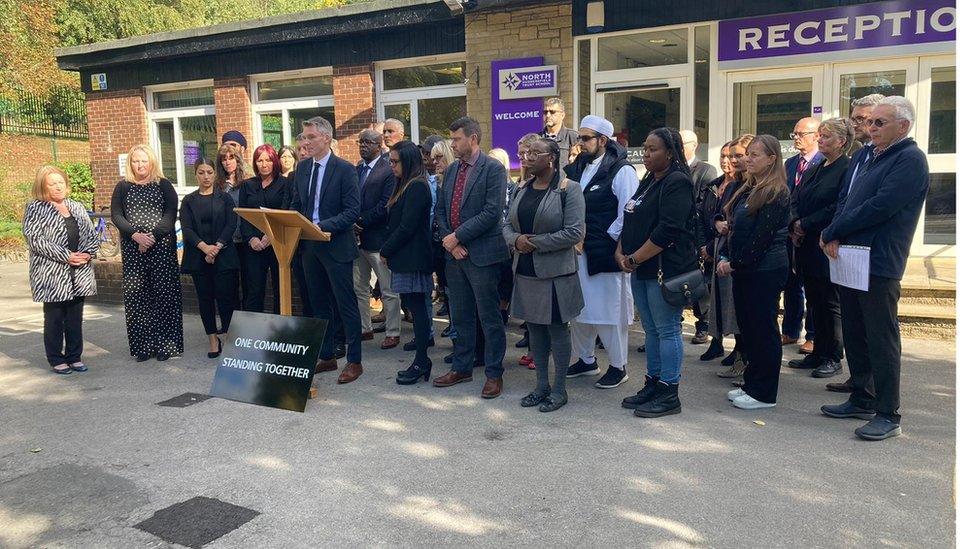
[634,380,681,418]
[721,348,739,366]
[621,375,659,409]
[700,338,724,361]
[396,359,433,385]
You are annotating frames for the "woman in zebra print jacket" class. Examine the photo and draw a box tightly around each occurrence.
[22,165,99,374]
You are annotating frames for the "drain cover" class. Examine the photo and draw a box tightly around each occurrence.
[156,393,212,407]
[134,496,259,548]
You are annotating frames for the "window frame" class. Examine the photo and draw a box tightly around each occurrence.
[375,53,467,142]
[146,80,216,190]
[249,67,336,148]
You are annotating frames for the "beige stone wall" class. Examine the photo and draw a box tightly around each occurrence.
[465,2,574,148]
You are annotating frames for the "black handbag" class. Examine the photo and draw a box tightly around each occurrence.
[658,255,708,308]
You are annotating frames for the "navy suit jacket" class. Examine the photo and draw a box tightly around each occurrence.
[356,156,395,252]
[822,138,929,280]
[291,154,361,263]
[785,151,825,192]
[434,151,509,267]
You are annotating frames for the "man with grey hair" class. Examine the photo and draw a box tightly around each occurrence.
[824,93,886,393]
[679,129,718,345]
[382,118,405,151]
[820,96,929,441]
[538,97,578,172]
[291,116,365,385]
[371,121,390,156]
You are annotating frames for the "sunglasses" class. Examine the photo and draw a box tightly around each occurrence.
[865,118,897,128]
[578,134,600,142]
[543,110,563,115]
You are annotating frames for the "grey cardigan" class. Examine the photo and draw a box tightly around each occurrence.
[23,199,99,303]
[502,176,585,279]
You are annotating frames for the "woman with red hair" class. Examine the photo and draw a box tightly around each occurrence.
[239,144,291,313]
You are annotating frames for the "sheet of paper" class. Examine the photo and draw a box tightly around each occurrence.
[828,245,870,291]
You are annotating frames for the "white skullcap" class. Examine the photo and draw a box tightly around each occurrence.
[580,115,614,138]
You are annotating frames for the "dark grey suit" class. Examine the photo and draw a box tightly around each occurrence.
[434,150,509,378]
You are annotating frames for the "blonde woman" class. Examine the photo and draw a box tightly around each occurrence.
[111,144,183,361]
[23,166,99,374]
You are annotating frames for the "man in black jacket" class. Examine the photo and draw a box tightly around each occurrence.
[679,129,718,345]
[819,96,929,441]
[538,97,579,173]
[353,129,400,351]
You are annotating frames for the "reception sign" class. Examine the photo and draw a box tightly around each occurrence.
[718,0,955,68]
[210,311,326,413]
[491,57,546,170]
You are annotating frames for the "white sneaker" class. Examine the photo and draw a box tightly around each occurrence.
[732,394,776,410]
[727,388,745,401]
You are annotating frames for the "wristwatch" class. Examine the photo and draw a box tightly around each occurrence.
[627,255,639,267]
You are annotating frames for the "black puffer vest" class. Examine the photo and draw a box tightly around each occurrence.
[563,140,634,275]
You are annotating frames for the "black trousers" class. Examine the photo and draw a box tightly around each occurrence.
[235,242,250,308]
[302,247,361,363]
[401,292,432,364]
[839,277,902,421]
[292,250,313,317]
[692,294,710,332]
[191,266,239,335]
[242,246,280,313]
[43,297,85,367]
[733,267,788,403]
[803,274,843,362]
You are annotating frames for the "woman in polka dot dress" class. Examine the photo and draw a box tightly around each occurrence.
[110,144,184,361]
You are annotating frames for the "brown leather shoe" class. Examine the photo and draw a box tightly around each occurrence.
[481,377,503,399]
[781,335,798,345]
[380,336,400,350]
[315,358,338,373]
[361,331,374,341]
[433,370,473,387]
[799,340,815,354]
[826,377,854,393]
[371,312,385,324]
[337,362,363,384]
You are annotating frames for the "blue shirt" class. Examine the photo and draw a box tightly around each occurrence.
[427,173,438,228]
[308,152,331,224]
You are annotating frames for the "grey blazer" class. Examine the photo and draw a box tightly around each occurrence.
[434,151,510,267]
[23,199,99,303]
[502,177,585,279]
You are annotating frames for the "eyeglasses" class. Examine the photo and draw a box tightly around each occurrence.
[543,110,563,115]
[851,115,868,124]
[789,131,817,139]
[523,151,552,160]
[865,118,896,128]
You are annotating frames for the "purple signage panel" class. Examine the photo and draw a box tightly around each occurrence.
[718,0,955,62]
[492,57,545,170]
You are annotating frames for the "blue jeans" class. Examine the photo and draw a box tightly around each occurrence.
[632,277,684,383]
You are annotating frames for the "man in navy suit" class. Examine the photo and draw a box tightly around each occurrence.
[352,128,400,350]
[432,117,510,399]
[291,117,364,384]
[782,117,824,352]
[819,96,929,441]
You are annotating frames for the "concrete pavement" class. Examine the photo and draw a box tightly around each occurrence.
[0,261,955,548]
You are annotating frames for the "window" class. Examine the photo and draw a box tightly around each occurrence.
[928,67,955,154]
[598,29,688,71]
[692,25,710,160]
[147,82,217,188]
[924,173,955,245]
[377,57,467,143]
[251,70,336,149]
[838,71,906,119]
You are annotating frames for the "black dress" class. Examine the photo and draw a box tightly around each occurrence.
[111,178,184,357]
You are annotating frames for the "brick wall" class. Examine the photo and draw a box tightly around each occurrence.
[333,63,376,160]
[465,3,574,148]
[0,135,90,188]
[215,77,253,155]
[86,89,149,210]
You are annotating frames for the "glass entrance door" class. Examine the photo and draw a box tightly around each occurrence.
[596,79,688,170]
[728,68,824,157]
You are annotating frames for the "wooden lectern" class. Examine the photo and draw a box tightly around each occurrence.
[235,208,331,400]
[234,208,330,316]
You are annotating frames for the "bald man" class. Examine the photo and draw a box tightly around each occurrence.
[782,117,823,351]
[679,130,717,345]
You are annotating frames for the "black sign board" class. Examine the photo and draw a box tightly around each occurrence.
[209,311,327,412]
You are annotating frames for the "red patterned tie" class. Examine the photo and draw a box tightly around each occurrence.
[795,157,808,187]
[449,162,470,230]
